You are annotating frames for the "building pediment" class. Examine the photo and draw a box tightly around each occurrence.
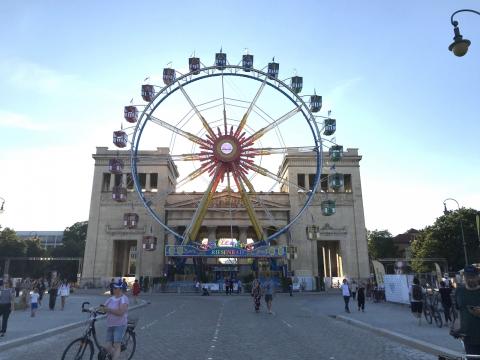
[166,192,289,210]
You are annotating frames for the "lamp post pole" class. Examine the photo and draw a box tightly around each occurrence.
[448,9,480,56]
[443,198,468,266]
[0,197,5,214]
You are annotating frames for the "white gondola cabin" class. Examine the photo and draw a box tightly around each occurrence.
[321,200,336,216]
[310,95,322,113]
[112,186,127,202]
[329,145,343,162]
[143,236,157,251]
[113,131,128,148]
[268,61,279,79]
[141,85,155,102]
[124,106,138,123]
[323,118,336,136]
[328,173,344,190]
[163,68,176,85]
[124,213,139,229]
[215,52,227,69]
[108,158,124,174]
[242,54,253,71]
[189,57,200,75]
[291,76,303,93]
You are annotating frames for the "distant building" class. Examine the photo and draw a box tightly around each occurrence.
[392,228,419,258]
[16,231,64,249]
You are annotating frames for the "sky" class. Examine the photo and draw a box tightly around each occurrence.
[0,0,479,235]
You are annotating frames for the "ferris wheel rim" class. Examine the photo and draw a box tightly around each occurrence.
[130,65,323,244]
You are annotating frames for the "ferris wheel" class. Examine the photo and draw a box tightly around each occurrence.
[111,50,342,249]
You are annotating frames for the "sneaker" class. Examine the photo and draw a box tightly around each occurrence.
[0,332,5,337]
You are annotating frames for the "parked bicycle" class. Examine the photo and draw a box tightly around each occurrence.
[61,301,136,360]
[423,291,443,328]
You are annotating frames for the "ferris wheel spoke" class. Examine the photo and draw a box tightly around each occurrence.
[244,106,301,144]
[245,162,309,193]
[231,165,265,241]
[234,80,267,137]
[244,146,317,156]
[176,163,215,188]
[177,82,216,139]
[170,152,211,162]
[183,168,223,244]
[148,115,208,147]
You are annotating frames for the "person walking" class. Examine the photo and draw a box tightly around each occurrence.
[351,280,358,300]
[263,273,274,314]
[237,279,242,294]
[224,278,229,296]
[109,278,115,296]
[251,278,262,313]
[287,276,293,296]
[101,283,129,360]
[132,279,141,304]
[0,279,15,337]
[410,277,424,325]
[48,275,60,311]
[59,280,70,311]
[341,279,351,313]
[439,281,452,325]
[451,265,480,356]
[121,278,128,294]
[38,278,46,307]
[30,287,40,317]
[357,282,366,312]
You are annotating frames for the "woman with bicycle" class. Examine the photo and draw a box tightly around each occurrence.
[100,283,129,360]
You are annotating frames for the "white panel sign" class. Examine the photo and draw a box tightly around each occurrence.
[384,274,412,304]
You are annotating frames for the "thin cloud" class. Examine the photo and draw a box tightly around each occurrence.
[0,58,78,94]
[0,110,48,131]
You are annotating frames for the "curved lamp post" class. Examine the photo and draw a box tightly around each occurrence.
[443,198,468,266]
[0,197,5,214]
[449,9,480,57]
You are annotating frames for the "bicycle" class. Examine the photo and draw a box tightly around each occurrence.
[423,292,443,328]
[61,301,136,360]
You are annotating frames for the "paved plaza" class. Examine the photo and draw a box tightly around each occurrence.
[0,291,458,360]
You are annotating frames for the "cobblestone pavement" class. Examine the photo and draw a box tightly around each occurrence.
[0,294,437,360]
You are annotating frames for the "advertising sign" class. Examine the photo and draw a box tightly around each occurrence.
[165,245,288,258]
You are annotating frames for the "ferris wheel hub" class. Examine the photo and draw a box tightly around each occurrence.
[213,135,242,163]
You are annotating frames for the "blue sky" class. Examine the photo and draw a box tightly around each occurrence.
[0,0,479,234]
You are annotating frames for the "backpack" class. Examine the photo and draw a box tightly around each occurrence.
[412,284,422,301]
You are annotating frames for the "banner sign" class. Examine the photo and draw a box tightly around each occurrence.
[372,260,386,286]
[165,245,288,258]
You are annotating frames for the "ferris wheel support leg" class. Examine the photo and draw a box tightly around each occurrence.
[182,169,223,245]
[231,166,265,243]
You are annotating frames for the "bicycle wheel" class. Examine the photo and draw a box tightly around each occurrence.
[61,337,94,360]
[424,307,433,324]
[433,309,443,328]
[119,330,136,360]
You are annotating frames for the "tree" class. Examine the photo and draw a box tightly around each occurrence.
[49,221,88,281]
[0,227,26,257]
[411,208,480,272]
[367,229,398,259]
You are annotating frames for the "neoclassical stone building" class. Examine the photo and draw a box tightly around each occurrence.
[81,146,369,289]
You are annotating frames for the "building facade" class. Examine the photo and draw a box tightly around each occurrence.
[81,146,369,289]
[16,231,64,249]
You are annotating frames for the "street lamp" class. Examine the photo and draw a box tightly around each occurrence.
[448,9,480,57]
[0,197,5,213]
[443,198,468,266]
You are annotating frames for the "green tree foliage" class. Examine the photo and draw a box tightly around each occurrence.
[367,229,398,259]
[49,221,88,281]
[0,227,26,257]
[50,221,88,258]
[411,208,480,272]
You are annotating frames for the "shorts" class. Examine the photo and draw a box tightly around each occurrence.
[106,325,127,344]
[265,294,273,303]
[411,301,423,314]
[31,303,38,310]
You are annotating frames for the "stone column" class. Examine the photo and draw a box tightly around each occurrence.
[146,173,151,192]
[122,174,127,188]
[208,227,216,246]
[239,227,247,244]
[109,174,115,191]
